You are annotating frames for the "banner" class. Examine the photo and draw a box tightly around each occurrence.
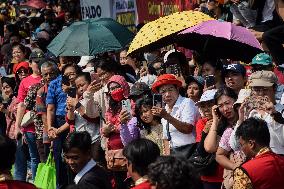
[136,0,198,23]
[80,0,112,20]
[113,0,137,32]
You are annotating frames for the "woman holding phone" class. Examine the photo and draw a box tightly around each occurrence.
[204,87,238,189]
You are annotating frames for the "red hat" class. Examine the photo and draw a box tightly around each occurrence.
[152,74,182,93]
[13,61,30,74]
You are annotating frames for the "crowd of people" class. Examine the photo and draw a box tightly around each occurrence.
[0,0,283,189]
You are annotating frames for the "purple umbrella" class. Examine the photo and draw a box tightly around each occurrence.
[177,20,263,62]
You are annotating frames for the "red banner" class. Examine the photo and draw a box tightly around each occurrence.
[136,0,198,24]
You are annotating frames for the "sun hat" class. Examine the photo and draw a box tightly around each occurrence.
[195,89,217,106]
[248,71,277,87]
[152,74,182,93]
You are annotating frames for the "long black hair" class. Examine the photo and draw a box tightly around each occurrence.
[135,96,161,134]
[214,87,238,135]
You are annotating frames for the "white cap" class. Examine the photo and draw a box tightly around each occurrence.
[195,89,217,106]
[163,49,180,63]
[234,89,251,106]
[82,66,94,73]
[78,56,95,67]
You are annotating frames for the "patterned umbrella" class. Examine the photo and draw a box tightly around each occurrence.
[127,11,213,55]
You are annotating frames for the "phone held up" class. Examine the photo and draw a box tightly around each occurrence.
[122,99,132,115]
[205,75,215,88]
[153,94,163,108]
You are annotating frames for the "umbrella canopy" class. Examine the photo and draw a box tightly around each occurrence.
[47,18,134,56]
[21,0,47,9]
[177,20,263,62]
[127,11,213,55]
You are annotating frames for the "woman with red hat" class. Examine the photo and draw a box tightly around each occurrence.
[151,74,199,158]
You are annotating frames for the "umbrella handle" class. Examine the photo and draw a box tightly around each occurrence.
[203,38,209,54]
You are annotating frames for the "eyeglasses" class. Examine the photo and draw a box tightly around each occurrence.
[251,87,271,93]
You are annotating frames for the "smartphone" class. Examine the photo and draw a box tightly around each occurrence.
[215,107,222,118]
[62,75,70,86]
[153,94,163,108]
[205,75,215,87]
[67,87,77,98]
[122,99,132,114]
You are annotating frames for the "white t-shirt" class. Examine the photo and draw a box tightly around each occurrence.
[162,96,199,148]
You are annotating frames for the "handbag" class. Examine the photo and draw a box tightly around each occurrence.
[105,148,127,171]
[21,111,34,128]
[188,149,217,176]
[34,152,56,189]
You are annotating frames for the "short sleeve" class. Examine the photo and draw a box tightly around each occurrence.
[46,81,56,105]
[233,167,253,189]
[17,79,26,103]
[180,99,198,126]
[219,127,233,152]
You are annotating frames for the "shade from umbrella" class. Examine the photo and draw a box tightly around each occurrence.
[177,20,263,62]
[47,18,134,56]
[127,11,213,55]
[22,0,46,9]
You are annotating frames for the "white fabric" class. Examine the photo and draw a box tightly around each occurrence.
[74,159,96,184]
[162,96,199,148]
[262,0,275,22]
[195,89,217,105]
[78,56,95,67]
[229,109,284,155]
[74,93,100,143]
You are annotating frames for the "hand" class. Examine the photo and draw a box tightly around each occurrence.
[212,105,221,122]
[204,119,213,133]
[102,122,115,135]
[249,29,264,41]
[139,67,148,78]
[62,84,70,93]
[0,103,5,112]
[48,127,58,140]
[264,101,276,115]
[238,102,245,123]
[87,80,102,93]
[151,106,168,118]
[119,109,131,124]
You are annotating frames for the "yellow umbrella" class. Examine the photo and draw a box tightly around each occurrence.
[127,11,214,55]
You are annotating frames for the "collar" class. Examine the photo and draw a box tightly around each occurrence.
[256,147,270,157]
[135,175,148,186]
[74,159,96,184]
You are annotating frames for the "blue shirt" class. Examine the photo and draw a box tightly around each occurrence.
[46,75,67,116]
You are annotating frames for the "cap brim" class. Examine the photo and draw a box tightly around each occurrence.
[249,79,274,87]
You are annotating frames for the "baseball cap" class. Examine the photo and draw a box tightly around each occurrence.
[233,89,251,107]
[223,63,246,77]
[186,76,205,87]
[195,89,217,106]
[248,70,277,87]
[29,50,45,62]
[251,53,272,66]
[129,82,151,99]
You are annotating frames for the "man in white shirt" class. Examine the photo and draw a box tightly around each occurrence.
[152,74,199,158]
[63,132,112,189]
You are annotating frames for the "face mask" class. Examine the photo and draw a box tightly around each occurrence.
[110,88,125,102]
[144,53,157,63]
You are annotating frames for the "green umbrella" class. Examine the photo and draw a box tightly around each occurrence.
[47,18,134,56]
